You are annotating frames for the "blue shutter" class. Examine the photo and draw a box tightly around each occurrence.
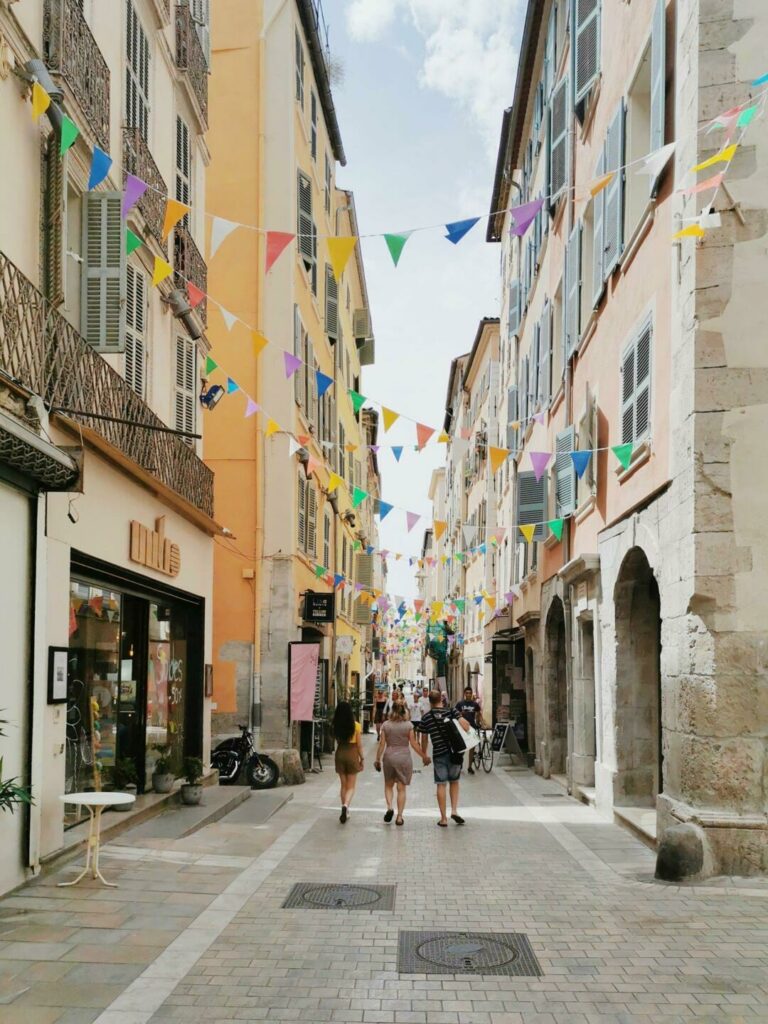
[555,425,576,517]
[574,0,601,106]
[517,470,547,542]
[603,103,625,277]
[650,0,666,194]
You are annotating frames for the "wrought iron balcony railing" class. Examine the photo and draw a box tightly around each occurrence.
[122,128,168,252]
[0,252,214,518]
[174,222,207,326]
[43,0,110,151]
[175,3,208,127]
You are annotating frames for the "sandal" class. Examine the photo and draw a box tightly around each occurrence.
[437,820,448,828]
[384,808,394,823]
[395,816,404,826]
[451,813,465,825]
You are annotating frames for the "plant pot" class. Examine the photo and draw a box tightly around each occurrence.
[152,772,175,794]
[113,784,137,811]
[180,783,203,806]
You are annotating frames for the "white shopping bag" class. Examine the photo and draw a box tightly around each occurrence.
[452,718,480,751]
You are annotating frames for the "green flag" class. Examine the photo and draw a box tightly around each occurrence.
[353,539,361,552]
[60,115,79,156]
[205,355,218,375]
[612,443,634,470]
[454,598,465,613]
[383,232,410,267]
[348,389,366,414]
[737,104,758,128]
[126,229,143,255]
[414,612,422,623]
[314,564,325,578]
[455,552,465,563]
[352,487,367,508]
[548,518,564,542]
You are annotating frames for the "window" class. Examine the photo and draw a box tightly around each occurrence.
[563,222,581,360]
[544,1,557,99]
[174,335,197,446]
[554,425,576,517]
[602,104,625,277]
[297,475,317,555]
[175,116,191,220]
[517,470,547,546]
[297,172,316,292]
[310,91,317,161]
[323,510,331,568]
[574,0,600,109]
[324,154,332,215]
[126,0,150,141]
[576,386,598,508]
[325,264,338,340]
[621,318,652,446]
[190,0,211,66]
[81,192,126,352]
[125,264,147,398]
[539,300,552,408]
[295,29,304,106]
[43,137,66,307]
[626,0,667,233]
[552,278,564,388]
[549,74,569,203]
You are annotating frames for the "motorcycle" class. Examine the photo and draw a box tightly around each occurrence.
[211,724,280,789]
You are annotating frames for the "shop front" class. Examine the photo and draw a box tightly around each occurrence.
[491,633,529,755]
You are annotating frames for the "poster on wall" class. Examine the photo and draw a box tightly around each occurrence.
[289,642,320,722]
[48,647,68,704]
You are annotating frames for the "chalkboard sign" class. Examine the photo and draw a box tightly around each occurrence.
[491,722,509,752]
[304,592,335,623]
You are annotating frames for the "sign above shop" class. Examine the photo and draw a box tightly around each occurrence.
[303,591,335,623]
[129,516,180,577]
[336,635,354,657]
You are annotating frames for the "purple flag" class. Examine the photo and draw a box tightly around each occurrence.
[122,174,148,218]
[283,351,302,378]
[245,398,259,417]
[406,511,420,532]
[504,591,515,605]
[530,451,551,482]
[533,410,546,425]
[509,198,544,238]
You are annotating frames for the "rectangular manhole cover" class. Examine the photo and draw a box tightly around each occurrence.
[398,930,542,976]
[283,882,396,911]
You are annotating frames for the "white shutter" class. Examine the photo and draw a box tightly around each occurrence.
[635,319,652,441]
[325,265,338,340]
[544,2,557,99]
[174,335,197,446]
[191,0,211,66]
[540,300,552,407]
[175,116,191,208]
[574,0,601,106]
[293,305,303,405]
[295,29,304,105]
[297,474,306,550]
[592,152,605,307]
[555,425,576,517]
[125,264,147,398]
[126,0,150,141]
[565,222,582,359]
[81,193,126,352]
[531,321,541,409]
[297,173,314,266]
[650,0,667,194]
[307,483,317,557]
[517,470,547,543]
[549,74,569,201]
[506,386,519,450]
[603,103,625,278]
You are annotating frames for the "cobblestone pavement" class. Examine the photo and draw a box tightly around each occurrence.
[1,734,767,1024]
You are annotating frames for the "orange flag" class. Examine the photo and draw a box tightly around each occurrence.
[415,423,434,450]
[162,199,191,242]
[252,332,268,357]
[433,520,447,542]
[489,446,510,473]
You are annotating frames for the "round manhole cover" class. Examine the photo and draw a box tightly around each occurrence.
[415,934,520,971]
[302,885,384,908]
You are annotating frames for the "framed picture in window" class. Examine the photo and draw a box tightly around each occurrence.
[48,646,69,704]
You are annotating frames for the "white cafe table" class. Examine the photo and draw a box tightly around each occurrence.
[59,792,136,888]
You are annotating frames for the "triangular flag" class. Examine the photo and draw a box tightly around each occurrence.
[548,519,564,542]
[348,389,366,414]
[492,528,506,544]
[188,282,205,308]
[454,599,465,614]
[265,231,295,273]
[445,217,480,244]
[392,446,404,462]
[220,307,238,331]
[636,142,676,180]
[334,573,344,588]
[288,437,301,458]
[612,443,634,470]
[126,229,143,255]
[162,199,190,241]
[530,451,551,482]
[519,524,536,544]
[679,172,725,196]
[316,370,333,398]
[533,411,546,425]
[245,398,259,417]
[377,500,393,520]
[406,511,420,533]
[438,431,450,443]
[489,446,509,473]
[88,146,112,190]
[430,602,443,619]
[473,594,483,605]
[265,419,280,437]
[306,455,321,476]
[352,487,367,508]
[205,355,217,375]
[383,232,411,266]
[284,351,302,378]
[752,72,768,86]
[509,198,544,237]
[122,174,148,218]
[485,595,496,611]
[60,115,79,156]
[462,525,475,548]
[382,407,399,432]
[353,539,362,552]
[226,378,239,394]
[327,472,342,493]
[433,520,447,542]
[210,217,239,258]
[504,592,515,606]
[314,564,325,578]
[344,442,358,453]
[571,450,592,479]
[31,82,50,121]
[252,332,268,357]
[672,224,705,240]
[736,105,758,128]
[415,423,434,450]
[692,144,738,172]
[152,256,173,287]
[589,172,614,197]
[327,236,358,281]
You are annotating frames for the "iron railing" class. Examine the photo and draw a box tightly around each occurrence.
[174,222,207,326]
[175,3,208,126]
[0,252,214,517]
[122,128,168,252]
[43,0,110,150]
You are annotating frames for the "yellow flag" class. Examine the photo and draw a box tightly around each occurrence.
[589,172,614,197]
[430,601,443,619]
[265,418,280,437]
[162,199,191,242]
[489,446,510,473]
[252,331,268,357]
[433,519,447,541]
[152,256,173,287]
[382,407,399,432]
[32,82,51,121]
[327,236,358,282]
[485,595,496,611]
[519,523,536,544]
[345,442,358,453]
[327,472,342,493]
[692,144,738,173]
[672,224,705,241]
[438,431,450,443]
[510,420,520,431]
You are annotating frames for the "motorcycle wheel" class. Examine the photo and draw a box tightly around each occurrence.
[212,750,240,785]
[247,755,279,790]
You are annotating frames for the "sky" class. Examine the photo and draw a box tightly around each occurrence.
[326,0,525,599]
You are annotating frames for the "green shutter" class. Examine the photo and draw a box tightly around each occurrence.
[81,192,126,352]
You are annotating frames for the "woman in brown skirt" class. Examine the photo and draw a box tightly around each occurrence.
[373,703,430,826]
[333,701,364,824]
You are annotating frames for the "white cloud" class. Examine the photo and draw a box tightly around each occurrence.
[345,0,521,151]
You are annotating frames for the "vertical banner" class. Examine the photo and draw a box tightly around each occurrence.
[289,642,321,722]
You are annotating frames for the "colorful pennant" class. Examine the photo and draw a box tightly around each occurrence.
[265,231,295,273]
[152,256,173,287]
[122,174,148,218]
[612,443,634,470]
[384,232,411,267]
[60,115,79,155]
[530,451,551,482]
[316,370,333,398]
[509,198,544,237]
[519,524,536,544]
[348,389,366,414]
[692,144,738,172]
[284,352,302,378]
[327,236,358,281]
[88,147,112,190]
[31,82,50,121]
[571,450,592,479]
[416,423,434,450]
[126,229,142,256]
[445,218,480,244]
[382,407,399,432]
[162,200,190,242]
[548,519,564,542]
[489,446,509,473]
[209,216,239,258]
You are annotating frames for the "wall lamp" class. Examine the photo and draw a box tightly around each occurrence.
[199,380,224,410]
[163,289,204,341]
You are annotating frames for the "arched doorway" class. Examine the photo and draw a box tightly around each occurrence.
[545,598,568,776]
[614,548,662,806]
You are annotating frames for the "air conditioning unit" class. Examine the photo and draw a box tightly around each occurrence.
[353,307,371,341]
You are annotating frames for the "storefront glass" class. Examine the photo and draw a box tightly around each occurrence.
[146,602,188,783]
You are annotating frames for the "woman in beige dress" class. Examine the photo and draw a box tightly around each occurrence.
[333,701,363,824]
[373,703,430,826]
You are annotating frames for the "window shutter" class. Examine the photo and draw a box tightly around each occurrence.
[191,0,211,65]
[310,91,317,160]
[293,304,302,405]
[506,386,519,450]
[354,553,374,623]
[297,474,306,550]
[603,103,625,278]
[43,139,66,307]
[549,74,569,202]
[125,264,147,398]
[574,0,600,106]
[650,0,666,193]
[176,116,191,208]
[620,343,636,445]
[323,511,331,568]
[531,320,541,408]
[297,173,314,265]
[507,279,521,336]
[338,423,345,477]
[592,152,605,307]
[555,425,576,517]
[126,0,150,141]
[307,483,317,557]
[540,300,552,407]
[174,335,196,446]
[295,29,304,105]
[565,222,582,359]
[81,192,126,352]
[544,2,557,99]
[325,264,338,340]
[521,355,529,425]
[310,358,318,429]
[517,470,547,543]
[635,319,652,440]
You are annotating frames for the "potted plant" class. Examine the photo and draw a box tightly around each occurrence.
[151,745,176,794]
[110,758,138,811]
[180,757,204,806]
[0,714,32,815]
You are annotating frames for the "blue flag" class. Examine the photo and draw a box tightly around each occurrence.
[392,446,404,462]
[377,501,393,520]
[226,377,239,394]
[445,217,480,244]
[88,146,113,190]
[571,450,592,479]
[316,370,333,398]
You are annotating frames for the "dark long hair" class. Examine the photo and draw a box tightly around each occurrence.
[333,701,356,744]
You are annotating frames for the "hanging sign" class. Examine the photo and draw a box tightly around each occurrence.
[303,591,335,623]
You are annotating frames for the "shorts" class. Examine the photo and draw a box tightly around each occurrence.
[433,753,462,785]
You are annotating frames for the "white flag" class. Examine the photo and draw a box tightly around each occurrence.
[636,142,676,179]
[210,217,239,259]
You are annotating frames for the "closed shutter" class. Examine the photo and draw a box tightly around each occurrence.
[325,264,338,340]
[126,0,150,141]
[540,300,552,407]
[565,222,581,359]
[507,279,521,336]
[323,511,331,568]
[347,449,353,484]
[650,0,667,193]
[125,264,147,398]
[549,74,569,202]
[531,321,541,409]
[338,423,345,478]
[176,116,191,210]
[517,470,547,542]
[602,103,625,277]
[293,305,302,405]
[81,192,126,352]
[354,553,374,624]
[521,355,529,425]
[43,139,66,307]
[506,386,519,450]
[307,483,317,557]
[310,358,318,430]
[191,0,211,65]
[555,425,576,517]
[297,474,306,550]
[592,152,605,306]
[574,0,601,106]
[635,319,652,440]
[310,91,317,160]
[295,29,304,105]
[544,2,557,99]
[621,343,636,445]
[297,173,314,266]
[174,335,197,446]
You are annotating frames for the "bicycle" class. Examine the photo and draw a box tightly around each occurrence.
[472,726,494,773]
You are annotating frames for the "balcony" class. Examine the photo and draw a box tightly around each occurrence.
[174,222,207,327]
[175,3,208,127]
[0,252,213,518]
[122,128,168,252]
[43,0,110,151]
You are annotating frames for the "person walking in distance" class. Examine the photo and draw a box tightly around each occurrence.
[416,686,431,757]
[455,685,483,774]
[333,701,364,824]
[374,703,430,826]
[416,690,471,827]
[373,685,388,738]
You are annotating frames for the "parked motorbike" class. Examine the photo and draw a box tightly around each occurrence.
[211,724,280,789]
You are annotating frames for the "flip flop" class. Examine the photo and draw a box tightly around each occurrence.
[437,821,448,828]
[396,817,404,826]
[384,809,394,823]
[451,813,465,825]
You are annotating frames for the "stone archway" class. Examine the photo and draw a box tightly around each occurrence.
[614,547,662,807]
[545,598,568,776]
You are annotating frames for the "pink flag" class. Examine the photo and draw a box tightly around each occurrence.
[416,423,435,450]
[406,511,420,532]
[533,411,546,425]
[289,642,320,722]
[530,451,551,482]
[244,398,259,417]
[187,282,205,308]
[284,351,302,378]
[265,231,295,273]
[679,172,725,196]
[504,591,515,605]
[493,528,506,544]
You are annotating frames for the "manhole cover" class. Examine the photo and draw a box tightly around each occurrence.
[398,931,542,976]
[282,882,396,911]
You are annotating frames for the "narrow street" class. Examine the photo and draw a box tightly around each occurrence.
[1,738,766,1024]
